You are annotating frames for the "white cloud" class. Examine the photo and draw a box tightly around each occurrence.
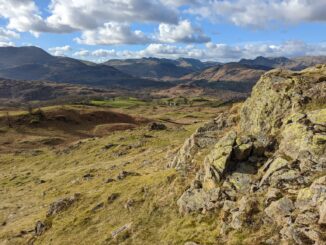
[0,41,15,47]
[46,0,178,31]
[1,0,325,53]
[0,0,50,35]
[0,0,325,47]
[157,20,210,43]
[0,27,20,41]
[188,0,326,28]
[48,45,72,56]
[74,20,211,46]
[0,0,178,35]
[73,41,326,62]
[0,0,179,35]
[204,41,326,61]
[73,49,120,62]
[91,49,117,57]
[73,50,90,57]
[0,26,20,47]
[75,22,151,45]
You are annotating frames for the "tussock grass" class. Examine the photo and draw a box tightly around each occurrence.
[0,101,228,244]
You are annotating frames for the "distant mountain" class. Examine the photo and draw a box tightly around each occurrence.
[0,46,324,93]
[0,46,56,69]
[290,56,326,70]
[239,55,326,70]
[239,56,291,69]
[103,57,218,80]
[181,56,326,92]
[180,63,268,92]
[0,46,168,89]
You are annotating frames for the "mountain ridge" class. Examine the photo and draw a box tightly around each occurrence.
[0,46,325,93]
[0,46,168,89]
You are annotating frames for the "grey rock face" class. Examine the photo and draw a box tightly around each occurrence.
[265,188,282,206]
[177,188,220,213]
[319,200,326,225]
[265,197,294,226]
[202,131,237,190]
[233,136,253,161]
[169,113,237,170]
[173,66,326,244]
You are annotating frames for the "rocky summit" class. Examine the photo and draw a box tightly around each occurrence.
[172,65,326,244]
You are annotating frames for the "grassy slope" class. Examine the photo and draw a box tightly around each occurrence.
[0,101,227,245]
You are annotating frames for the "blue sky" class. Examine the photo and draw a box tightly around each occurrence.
[0,0,325,62]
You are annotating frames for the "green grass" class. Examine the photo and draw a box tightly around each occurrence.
[0,123,221,245]
[0,100,233,245]
[90,97,147,108]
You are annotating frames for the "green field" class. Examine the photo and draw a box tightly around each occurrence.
[90,97,148,108]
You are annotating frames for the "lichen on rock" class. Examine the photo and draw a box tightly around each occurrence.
[172,65,326,244]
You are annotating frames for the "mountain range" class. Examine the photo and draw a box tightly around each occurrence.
[0,46,325,92]
[104,57,218,80]
[0,46,167,89]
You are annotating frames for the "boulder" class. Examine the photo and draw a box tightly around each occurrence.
[233,136,253,161]
[318,200,326,225]
[280,225,316,245]
[168,133,199,169]
[279,109,326,163]
[259,157,289,187]
[265,197,294,226]
[227,163,256,194]
[148,122,167,131]
[252,135,276,157]
[47,193,81,217]
[265,188,282,206]
[34,221,46,236]
[295,211,319,225]
[295,176,326,209]
[203,131,237,190]
[177,188,220,213]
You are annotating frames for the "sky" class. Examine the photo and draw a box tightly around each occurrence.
[0,0,325,62]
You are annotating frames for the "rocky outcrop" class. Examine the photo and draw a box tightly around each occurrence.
[240,65,326,137]
[47,193,81,217]
[177,188,220,213]
[202,131,237,190]
[169,111,238,170]
[172,65,326,244]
